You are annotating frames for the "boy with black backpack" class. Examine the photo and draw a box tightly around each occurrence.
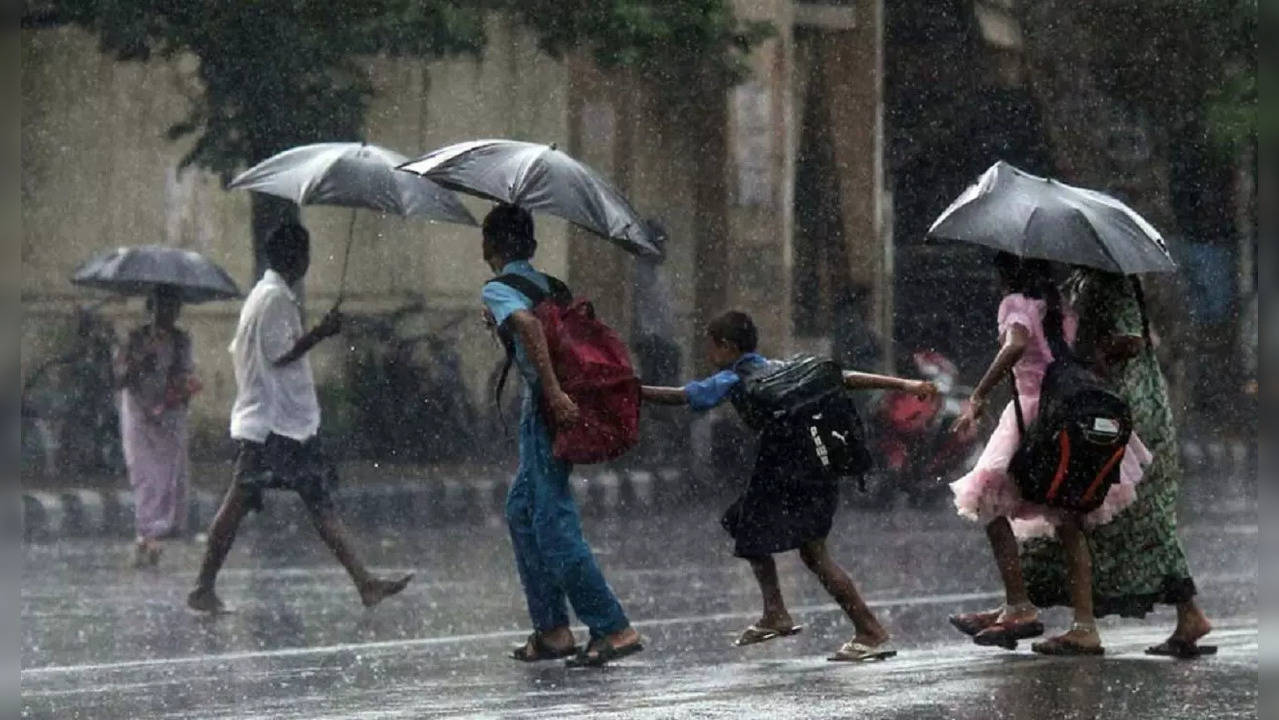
[641,311,936,661]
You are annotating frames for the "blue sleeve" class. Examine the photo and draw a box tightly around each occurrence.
[682,369,741,411]
[482,281,532,327]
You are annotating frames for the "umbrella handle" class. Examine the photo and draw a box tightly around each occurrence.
[335,208,358,307]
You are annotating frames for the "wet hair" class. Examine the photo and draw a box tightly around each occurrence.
[265,222,310,272]
[482,204,537,261]
[994,252,1070,359]
[707,311,758,353]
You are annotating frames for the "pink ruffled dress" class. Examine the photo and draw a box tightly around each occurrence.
[950,294,1150,536]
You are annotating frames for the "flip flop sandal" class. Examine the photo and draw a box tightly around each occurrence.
[1145,639,1218,659]
[564,638,645,668]
[827,641,898,662]
[1031,636,1105,656]
[949,611,1000,637]
[973,620,1045,650]
[510,632,579,662]
[734,624,803,647]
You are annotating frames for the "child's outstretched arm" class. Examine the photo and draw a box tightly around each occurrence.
[640,385,689,406]
[842,371,936,398]
[952,324,1030,435]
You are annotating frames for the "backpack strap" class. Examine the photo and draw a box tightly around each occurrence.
[1008,371,1026,437]
[488,273,573,424]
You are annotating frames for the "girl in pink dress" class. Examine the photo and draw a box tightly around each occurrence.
[948,253,1149,656]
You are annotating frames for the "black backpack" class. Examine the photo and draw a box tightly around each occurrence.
[732,355,873,482]
[1008,359,1132,512]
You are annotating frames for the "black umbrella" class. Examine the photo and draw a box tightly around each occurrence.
[71,245,241,303]
[927,161,1176,274]
[397,139,659,256]
[228,142,477,302]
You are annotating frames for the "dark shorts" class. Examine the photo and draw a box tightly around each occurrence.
[234,434,337,513]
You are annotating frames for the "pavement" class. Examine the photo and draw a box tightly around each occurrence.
[20,480,1257,719]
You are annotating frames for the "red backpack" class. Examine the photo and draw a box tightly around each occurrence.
[492,273,640,464]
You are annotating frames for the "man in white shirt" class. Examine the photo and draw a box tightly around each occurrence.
[187,223,412,614]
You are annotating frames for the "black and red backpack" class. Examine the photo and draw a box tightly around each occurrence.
[1008,354,1133,512]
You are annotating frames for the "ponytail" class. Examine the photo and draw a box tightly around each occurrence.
[1039,279,1072,361]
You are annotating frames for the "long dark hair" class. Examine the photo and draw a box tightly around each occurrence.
[994,252,1070,360]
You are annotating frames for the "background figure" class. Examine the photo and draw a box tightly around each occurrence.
[832,284,883,374]
[1018,268,1214,657]
[114,285,199,567]
[631,219,687,466]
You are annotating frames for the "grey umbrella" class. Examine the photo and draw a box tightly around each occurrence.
[927,161,1176,274]
[228,142,477,301]
[71,245,241,303]
[397,139,659,256]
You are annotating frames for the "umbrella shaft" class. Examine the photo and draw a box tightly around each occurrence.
[336,209,358,307]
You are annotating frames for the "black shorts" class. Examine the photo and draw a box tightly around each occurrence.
[234,434,338,513]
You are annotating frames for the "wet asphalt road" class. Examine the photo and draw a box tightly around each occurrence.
[22,483,1257,719]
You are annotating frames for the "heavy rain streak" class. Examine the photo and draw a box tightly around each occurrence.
[17,1,1260,718]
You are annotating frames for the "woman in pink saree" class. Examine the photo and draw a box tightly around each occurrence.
[115,285,201,566]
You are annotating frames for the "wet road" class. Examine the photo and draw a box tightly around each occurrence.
[22,487,1257,719]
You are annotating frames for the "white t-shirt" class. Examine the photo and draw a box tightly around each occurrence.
[228,270,321,442]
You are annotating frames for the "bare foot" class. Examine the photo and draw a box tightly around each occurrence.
[1171,605,1213,645]
[851,629,892,648]
[949,607,1002,636]
[996,604,1039,625]
[1056,624,1102,649]
[360,573,414,608]
[604,625,642,650]
[755,612,798,633]
[187,588,226,614]
[539,626,577,652]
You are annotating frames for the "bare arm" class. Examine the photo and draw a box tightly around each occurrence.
[843,371,935,397]
[273,308,341,368]
[506,309,579,426]
[951,324,1029,435]
[970,324,1029,403]
[641,385,689,406]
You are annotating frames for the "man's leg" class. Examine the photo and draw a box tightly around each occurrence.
[506,470,574,654]
[188,482,253,612]
[300,490,412,608]
[530,452,635,650]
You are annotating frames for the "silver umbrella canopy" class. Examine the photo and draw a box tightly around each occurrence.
[71,245,241,303]
[228,142,476,223]
[229,142,477,302]
[398,139,659,256]
[928,161,1176,274]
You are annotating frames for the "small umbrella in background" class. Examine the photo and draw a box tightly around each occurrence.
[927,160,1176,275]
[228,142,477,304]
[397,139,660,257]
[71,245,241,303]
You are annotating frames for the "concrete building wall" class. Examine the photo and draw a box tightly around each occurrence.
[21,21,571,453]
[21,4,886,469]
